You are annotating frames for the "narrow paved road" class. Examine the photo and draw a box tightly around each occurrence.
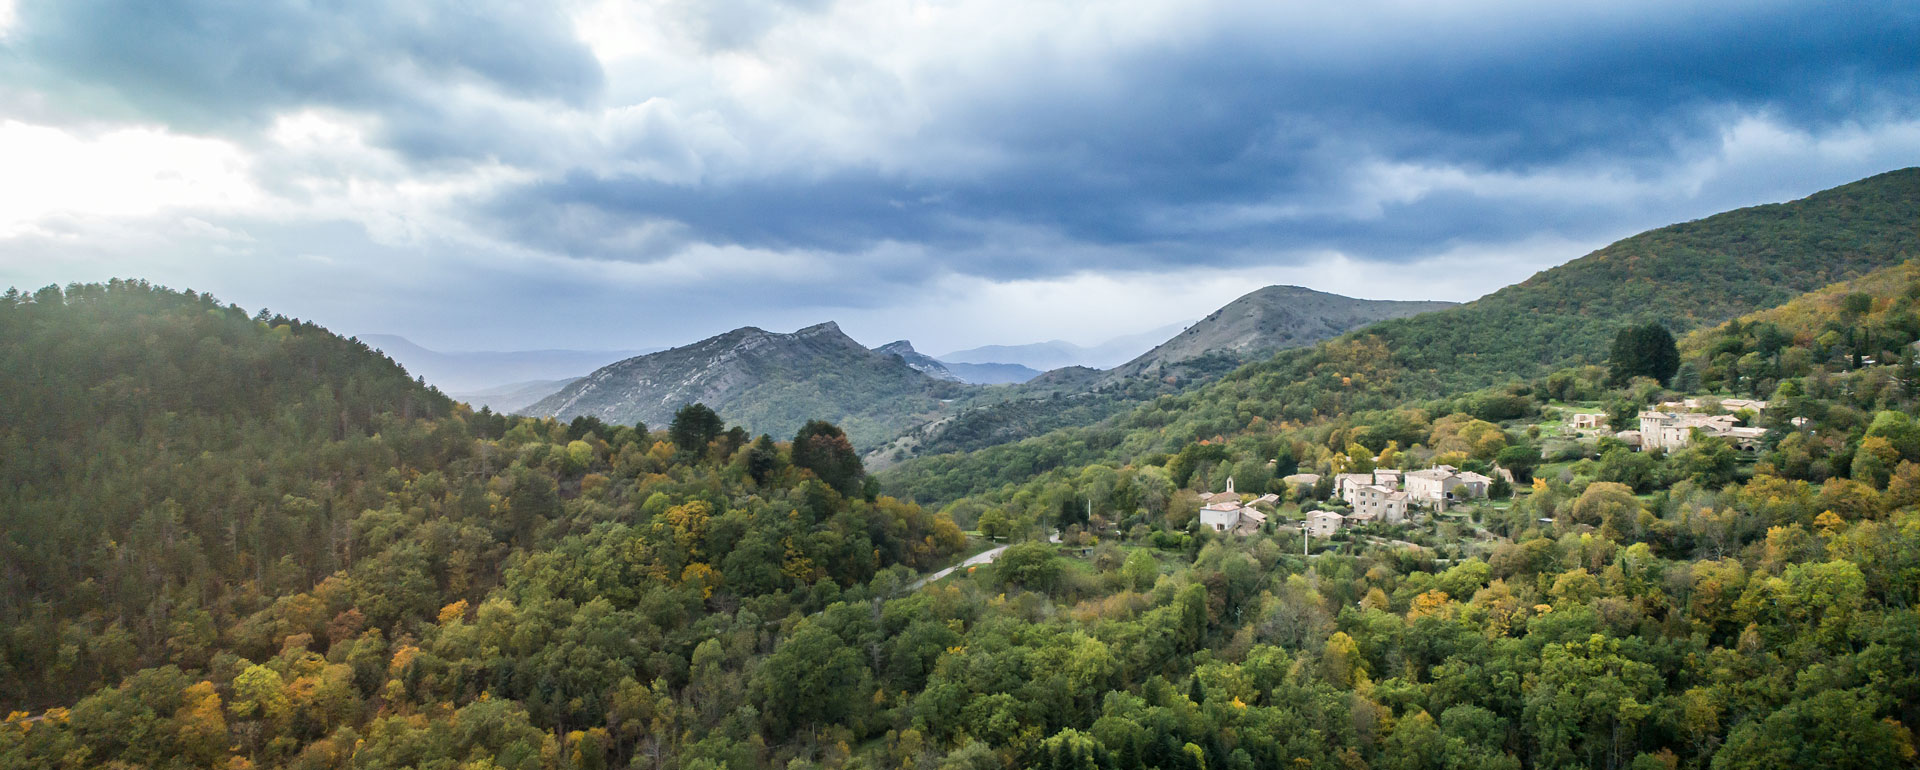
[904,532,1060,592]
[906,544,1008,591]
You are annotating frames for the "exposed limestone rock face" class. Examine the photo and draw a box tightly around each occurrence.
[524,322,964,448]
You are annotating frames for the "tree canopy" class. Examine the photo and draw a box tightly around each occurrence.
[1610,322,1681,385]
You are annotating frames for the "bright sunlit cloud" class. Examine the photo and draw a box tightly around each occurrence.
[0,121,259,236]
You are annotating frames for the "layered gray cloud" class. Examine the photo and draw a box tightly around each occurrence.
[1,0,1917,356]
[475,1,1920,272]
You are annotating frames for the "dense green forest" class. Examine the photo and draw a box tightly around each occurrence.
[1,282,965,768]
[880,168,1920,504]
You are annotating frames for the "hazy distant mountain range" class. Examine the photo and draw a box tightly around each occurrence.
[876,340,1044,385]
[449,377,582,413]
[360,334,655,393]
[863,286,1455,464]
[938,322,1191,371]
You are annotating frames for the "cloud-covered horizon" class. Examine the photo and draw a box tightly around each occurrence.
[2,0,1917,357]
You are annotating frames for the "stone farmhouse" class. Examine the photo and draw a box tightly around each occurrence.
[1638,411,1768,450]
[1569,413,1608,430]
[1335,469,1405,503]
[1348,483,1409,523]
[1307,510,1345,538]
[1404,465,1492,507]
[1658,398,1769,413]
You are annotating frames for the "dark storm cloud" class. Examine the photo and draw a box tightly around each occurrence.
[5,0,1919,305]
[468,2,1920,277]
[5,0,602,157]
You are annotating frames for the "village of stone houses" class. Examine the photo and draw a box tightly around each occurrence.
[1162,393,1788,560]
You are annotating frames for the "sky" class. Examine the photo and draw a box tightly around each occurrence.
[1,0,1917,355]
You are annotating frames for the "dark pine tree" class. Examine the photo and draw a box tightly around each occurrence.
[1609,322,1680,385]
[745,434,780,484]
[668,403,726,455]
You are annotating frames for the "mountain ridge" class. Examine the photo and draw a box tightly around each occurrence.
[523,321,966,447]
[939,321,1190,370]
[1107,286,1457,380]
[864,284,1459,467]
[875,340,965,382]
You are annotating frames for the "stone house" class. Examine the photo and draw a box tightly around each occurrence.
[1199,499,1268,535]
[1336,469,1405,503]
[1639,411,1765,450]
[1307,510,1345,538]
[1333,473,1375,502]
[1405,465,1490,507]
[1348,484,1409,523]
[1569,413,1608,430]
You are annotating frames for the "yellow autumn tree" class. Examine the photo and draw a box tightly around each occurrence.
[174,681,229,766]
[1471,579,1525,638]
[1406,590,1453,621]
[437,600,469,625]
[1322,631,1364,689]
[680,562,719,598]
[1430,415,1509,460]
[660,500,712,558]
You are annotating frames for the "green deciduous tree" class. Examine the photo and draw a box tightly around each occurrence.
[791,420,865,496]
[1712,689,1908,770]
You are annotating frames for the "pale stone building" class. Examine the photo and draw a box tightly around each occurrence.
[1569,413,1608,430]
[1333,473,1375,502]
[1405,465,1490,507]
[1199,499,1268,535]
[1639,412,1766,450]
[1348,484,1409,523]
[1336,469,1405,503]
[1307,510,1345,538]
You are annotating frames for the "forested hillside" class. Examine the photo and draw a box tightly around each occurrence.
[1679,258,1920,385]
[0,283,964,768]
[884,168,1920,503]
[0,279,454,707]
[1105,286,1454,381]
